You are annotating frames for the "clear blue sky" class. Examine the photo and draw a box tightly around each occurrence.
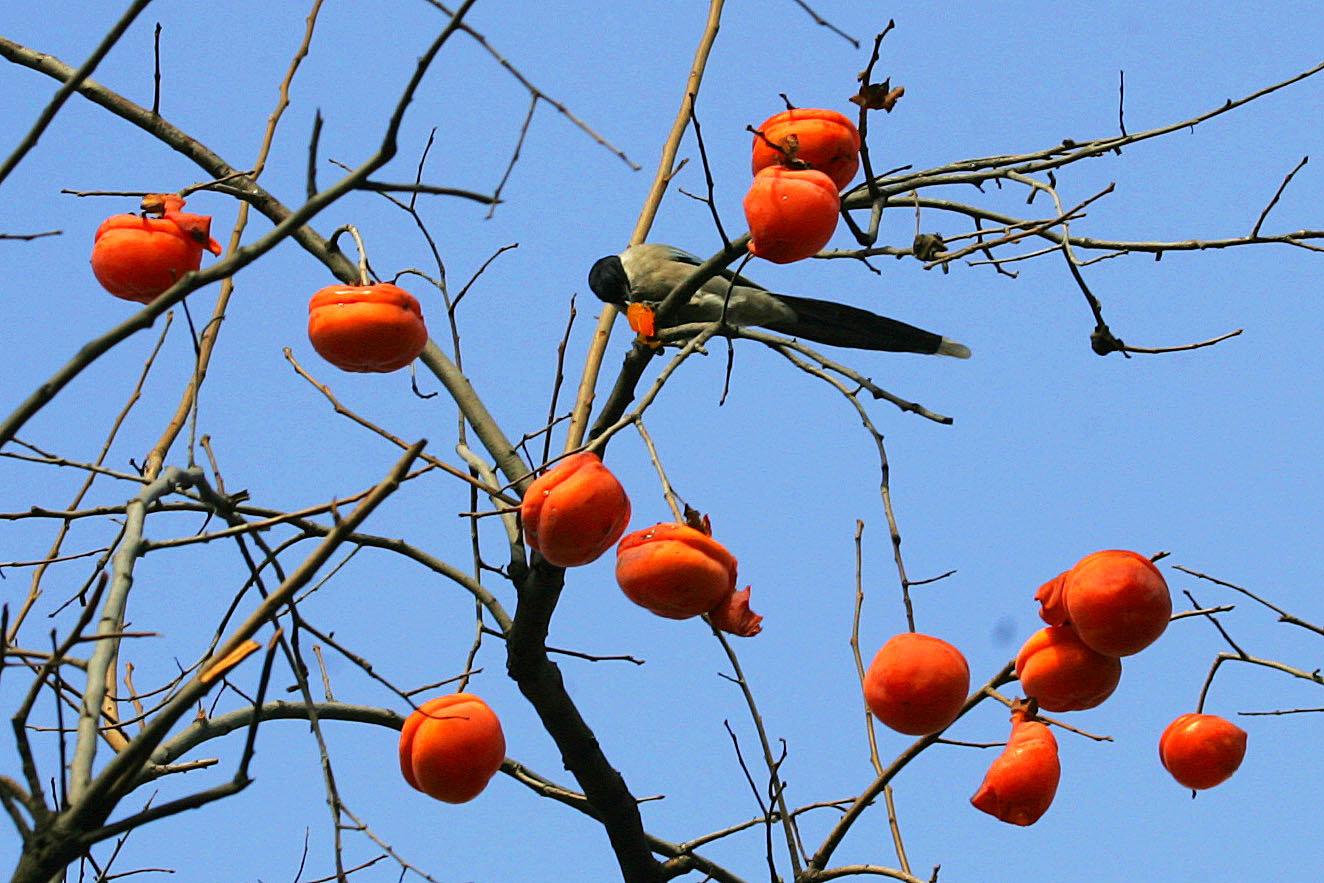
[2,2,1322,881]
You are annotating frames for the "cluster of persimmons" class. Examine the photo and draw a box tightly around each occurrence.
[744,107,860,263]
[87,113,1245,813]
[862,551,1247,826]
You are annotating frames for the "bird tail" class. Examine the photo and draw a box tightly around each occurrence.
[764,293,971,358]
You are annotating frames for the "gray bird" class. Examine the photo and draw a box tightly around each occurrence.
[588,244,970,358]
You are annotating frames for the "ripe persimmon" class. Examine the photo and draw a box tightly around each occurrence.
[521,452,631,567]
[307,282,429,373]
[744,166,841,264]
[971,707,1061,826]
[1159,713,1247,790]
[863,632,970,736]
[399,693,506,804]
[615,523,738,620]
[1036,549,1171,657]
[91,193,222,303]
[751,107,861,190]
[1015,625,1122,713]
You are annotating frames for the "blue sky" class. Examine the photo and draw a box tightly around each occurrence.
[2,2,1322,881]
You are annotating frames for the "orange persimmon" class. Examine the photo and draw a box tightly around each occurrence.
[971,707,1061,826]
[1159,713,1247,790]
[1015,625,1122,713]
[399,693,506,804]
[615,523,738,620]
[307,282,429,373]
[750,108,861,190]
[863,632,970,735]
[521,452,631,567]
[1036,549,1171,657]
[744,166,841,264]
[91,193,222,303]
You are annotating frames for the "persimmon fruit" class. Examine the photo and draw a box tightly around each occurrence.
[307,282,429,373]
[743,166,841,264]
[863,632,970,736]
[521,452,631,567]
[1159,713,1247,790]
[751,108,861,190]
[970,707,1061,826]
[91,193,222,303]
[399,693,506,804]
[615,523,738,620]
[1015,624,1122,713]
[1036,549,1171,657]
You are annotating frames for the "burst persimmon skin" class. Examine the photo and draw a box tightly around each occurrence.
[863,632,971,735]
[1036,549,1171,657]
[750,108,861,190]
[307,283,429,373]
[1015,624,1122,713]
[744,166,841,264]
[399,693,506,804]
[970,710,1061,826]
[521,452,631,567]
[1159,713,1247,790]
[615,523,737,620]
[91,206,222,303]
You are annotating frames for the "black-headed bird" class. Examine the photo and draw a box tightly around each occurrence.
[588,244,969,358]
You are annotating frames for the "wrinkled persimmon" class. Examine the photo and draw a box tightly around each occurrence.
[1036,549,1171,657]
[521,452,631,567]
[399,693,506,804]
[863,632,970,735]
[971,707,1061,826]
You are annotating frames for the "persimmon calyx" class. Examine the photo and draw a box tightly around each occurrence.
[140,192,186,216]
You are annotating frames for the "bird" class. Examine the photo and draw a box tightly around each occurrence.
[587,244,970,358]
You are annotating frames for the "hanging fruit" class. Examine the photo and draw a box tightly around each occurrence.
[1015,624,1122,713]
[1035,550,1171,657]
[1159,713,1248,790]
[91,193,222,303]
[521,452,631,567]
[399,693,506,804]
[750,107,861,190]
[863,632,971,735]
[971,705,1061,826]
[615,521,760,635]
[744,166,841,264]
[307,282,429,373]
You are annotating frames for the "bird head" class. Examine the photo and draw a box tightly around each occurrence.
[588,254,629,307]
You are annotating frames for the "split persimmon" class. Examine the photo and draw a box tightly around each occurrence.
[91,193,222,303]
[615,522,760,635]
[1036,549,1171,657]
[1015,624,1122,713]
[863,632,970,735]
[307,282,429,373]
[521,452,631,567]
[751,108,861,191]
[1159,713,1247,790]
[744,166,841,264]
[399,693,506,804]
[970,706,1061,826]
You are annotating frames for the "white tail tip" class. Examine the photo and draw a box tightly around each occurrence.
[938,338,971,359]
